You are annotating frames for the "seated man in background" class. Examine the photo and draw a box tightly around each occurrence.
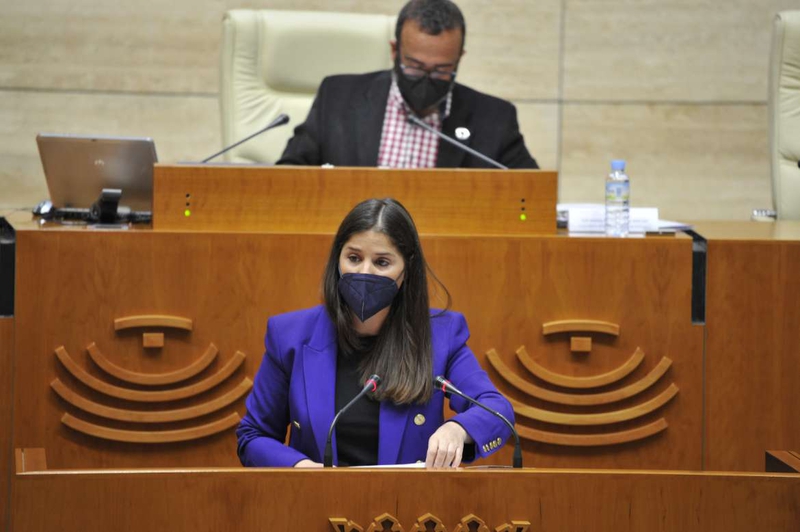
[278,0,538,169]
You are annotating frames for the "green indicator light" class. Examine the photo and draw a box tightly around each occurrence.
[519,213,527,221]
[184,209,191,217]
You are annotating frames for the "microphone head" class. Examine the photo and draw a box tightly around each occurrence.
[366,374,382,391]
[272,113,290,127]
[433,375,448,389]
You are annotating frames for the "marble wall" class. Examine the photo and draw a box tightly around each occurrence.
[1,0,796,220]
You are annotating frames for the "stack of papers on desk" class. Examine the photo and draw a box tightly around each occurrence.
[558,204,692,234]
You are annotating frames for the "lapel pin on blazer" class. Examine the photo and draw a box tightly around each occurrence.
[414,414,426,426]
[455,127,471,141]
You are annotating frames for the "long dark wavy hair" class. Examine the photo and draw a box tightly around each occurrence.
[323,198,451,404]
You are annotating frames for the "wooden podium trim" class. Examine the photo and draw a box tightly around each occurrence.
[509,383,679,425]
[50,377,252,423]
[12,469,800,531]
[488,349,672,405]
[329,518,364,532]
[542,320,620,336]
[365,513,403,532]
[452,515,490,532]
[516,345,645,389]
[495,522,532,532]
[142,333,165,348]
[152,165,557,235]
[517,418,669,446]
[86,342,218,386]
[60,412,241,443]
[409,513,446,532]
[765,450,800,473]
[114,315,193,331]
[14,448,47,473]
[55,347,247,402]
[332,514,530,532]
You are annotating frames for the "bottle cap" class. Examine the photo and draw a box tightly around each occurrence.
[611,159,626,171]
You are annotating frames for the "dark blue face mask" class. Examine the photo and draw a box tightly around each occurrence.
[338,272,401,322]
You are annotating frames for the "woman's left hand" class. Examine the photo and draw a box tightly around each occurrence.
[425,422,473,469]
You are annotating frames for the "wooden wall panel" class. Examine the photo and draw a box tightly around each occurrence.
[13,229,701,470]
[704,239,800,471]
[563,0,799,101]
[559,103,771,221]
[12,469,800,532]
[0,319,13,532]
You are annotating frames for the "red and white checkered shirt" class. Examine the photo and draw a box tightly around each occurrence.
[377,80,452,169]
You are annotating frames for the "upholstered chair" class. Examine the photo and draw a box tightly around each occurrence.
[219,10,395,164]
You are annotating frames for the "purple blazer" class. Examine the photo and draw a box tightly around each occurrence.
[236,305,514,467]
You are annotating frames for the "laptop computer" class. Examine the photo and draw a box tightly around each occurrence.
[36,133,158,212]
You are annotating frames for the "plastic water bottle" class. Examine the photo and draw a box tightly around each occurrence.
[605,159,630,237]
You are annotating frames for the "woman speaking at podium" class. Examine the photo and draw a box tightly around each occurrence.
[236,198,514,468]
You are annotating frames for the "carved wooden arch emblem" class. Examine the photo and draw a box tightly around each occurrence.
[51,314,252,443]
[486,319,679,447]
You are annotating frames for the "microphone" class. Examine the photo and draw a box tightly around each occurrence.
[406,114,508,170]
[200,113,290,163]
[433,375,522,469]
[323,374,382,468]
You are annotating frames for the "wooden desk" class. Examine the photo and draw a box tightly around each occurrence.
[6,218,800,472]
[152,165,558,235]
[692,221,800,471]
[6,202,800,514]
[11,467,800,532]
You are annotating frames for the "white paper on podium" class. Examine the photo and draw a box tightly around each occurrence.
[349,462,426,469]
[566,205,659,233]
[559,204,693,235]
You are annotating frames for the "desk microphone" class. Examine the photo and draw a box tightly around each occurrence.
[323,374,382,468]
[406,115,508,170]
[200,113,290,163]
[433,375,522,468]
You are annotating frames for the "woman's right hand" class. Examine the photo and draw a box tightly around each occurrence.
[294,459,324,468]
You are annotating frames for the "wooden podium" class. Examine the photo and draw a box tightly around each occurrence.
[10,467,800,531]
[152,164,558,235]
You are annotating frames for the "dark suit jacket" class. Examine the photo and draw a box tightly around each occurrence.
[277,70,538,169]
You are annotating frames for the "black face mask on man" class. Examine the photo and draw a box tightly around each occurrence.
[394,58,455,116]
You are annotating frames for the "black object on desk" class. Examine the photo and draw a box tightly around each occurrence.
[0,218,15,316]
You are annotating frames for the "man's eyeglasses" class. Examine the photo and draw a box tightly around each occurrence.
[398,62,457,82]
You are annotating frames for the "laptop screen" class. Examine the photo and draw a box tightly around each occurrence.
[36,133,158,212]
